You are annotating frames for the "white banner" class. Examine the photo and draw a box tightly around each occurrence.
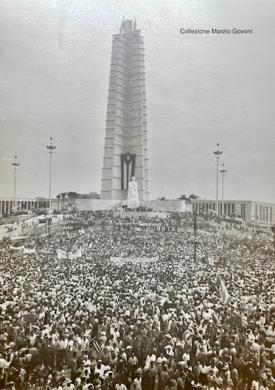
[57,249,68,259]
[57,248,82,260]
[23,247,36,254]
[68,248,82,260]
[10,245,24,251]
[110,256,159,265]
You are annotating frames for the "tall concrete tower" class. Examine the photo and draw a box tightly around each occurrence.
[101,19,150,201]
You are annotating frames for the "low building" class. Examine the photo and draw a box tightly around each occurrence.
[192,199,275,225]
[56,192,100,200]
[2,195,273,227]
[0,198,49,217]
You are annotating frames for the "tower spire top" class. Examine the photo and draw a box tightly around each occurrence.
[120,18,134,33]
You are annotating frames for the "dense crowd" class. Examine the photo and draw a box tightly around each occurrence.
[64,211,271,238]
[0,211,274,390]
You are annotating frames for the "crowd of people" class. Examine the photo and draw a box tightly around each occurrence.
[62,211,271,239]
[0,211,274,390]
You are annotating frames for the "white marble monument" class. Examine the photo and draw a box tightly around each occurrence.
[101,19,150,201]
[127,177,139,209]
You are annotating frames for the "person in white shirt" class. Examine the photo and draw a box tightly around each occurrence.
[133,373,142,390]
[156,353,168,364]
[63,378,76,390]
[94,360,105,380]
[82,355,92,376]
[145,351,156,368]
[115,380,127,390]
[0,354,9,369]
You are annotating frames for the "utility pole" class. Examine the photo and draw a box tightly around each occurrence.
[191,209,199,262]
[32,221,36,237]
[11,155,20,212]
[46,137,56,236]
[220,163,227,216]
[220,163,227,202]
[213,143,223,217]
[272,226,275,251]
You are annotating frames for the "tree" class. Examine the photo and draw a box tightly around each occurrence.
[178,194,187,200]
[189,194,199,200]
[67,192,78,199]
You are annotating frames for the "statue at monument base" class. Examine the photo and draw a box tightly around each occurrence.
[127,177,139,209]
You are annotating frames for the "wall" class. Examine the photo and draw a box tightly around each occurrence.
[75,198,123,210]
[142,199,191,212]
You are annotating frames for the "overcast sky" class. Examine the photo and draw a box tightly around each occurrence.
[0,0,274,202]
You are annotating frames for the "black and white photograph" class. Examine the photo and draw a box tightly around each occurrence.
[0,1,275,389]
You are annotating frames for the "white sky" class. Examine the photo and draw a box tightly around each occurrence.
[0,0,275,202]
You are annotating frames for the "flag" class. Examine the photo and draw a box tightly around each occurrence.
[90,337,102,353]
[217,274,229,304]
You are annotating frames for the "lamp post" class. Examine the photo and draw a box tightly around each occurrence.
[11,155,20,212]
[213,143,223,216]
[220,163,227,202]
[46,137,56,236]
[271,226,275,251]
[191,209,199,262]
[46,137,56,213]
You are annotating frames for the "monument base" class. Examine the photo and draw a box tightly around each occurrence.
[53,198,192,213]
